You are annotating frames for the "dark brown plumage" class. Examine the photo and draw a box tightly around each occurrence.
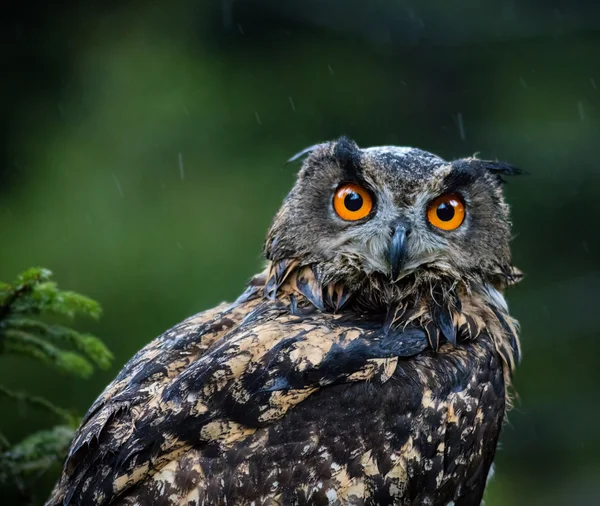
[47,137,522,506]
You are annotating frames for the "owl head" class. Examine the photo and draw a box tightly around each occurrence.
[265,137,521,304]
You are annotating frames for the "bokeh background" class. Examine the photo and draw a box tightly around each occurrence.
[1,1,599,504]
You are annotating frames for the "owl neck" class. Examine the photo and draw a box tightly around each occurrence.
[261,258,520,379]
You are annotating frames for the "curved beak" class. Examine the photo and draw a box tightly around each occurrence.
[387,223,408,280]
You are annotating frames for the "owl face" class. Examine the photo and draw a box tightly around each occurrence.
[266,137,519,288]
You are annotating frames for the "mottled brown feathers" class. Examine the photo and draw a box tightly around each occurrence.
[47,265,518,506]
[47,138,522,506]
[266,259,519,378]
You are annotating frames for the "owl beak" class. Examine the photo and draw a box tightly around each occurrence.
[387,223,408,280]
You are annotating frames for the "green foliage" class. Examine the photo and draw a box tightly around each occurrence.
[0,426,75,492]
[0,268,112,501]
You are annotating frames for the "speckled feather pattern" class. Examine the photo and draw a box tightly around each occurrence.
[47,138,522,506]
[47,264,518,506]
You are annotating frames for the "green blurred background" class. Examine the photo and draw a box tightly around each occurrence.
[1,1,599,504]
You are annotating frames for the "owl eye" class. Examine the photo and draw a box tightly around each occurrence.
[333,183,373,221]
[427,194,466,230]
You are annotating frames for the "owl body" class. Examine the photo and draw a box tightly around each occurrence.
[47,138,521,506]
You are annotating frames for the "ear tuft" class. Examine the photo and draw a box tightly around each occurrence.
[333,136,362,179]
[475,160,525,177]
[286,143,327,164]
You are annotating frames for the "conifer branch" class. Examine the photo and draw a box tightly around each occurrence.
[0,431,9,451]
[0,385,77,427]
[0,267,112,500]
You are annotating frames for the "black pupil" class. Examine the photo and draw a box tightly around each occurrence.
[344,192,363,212]
[436,202,455,221]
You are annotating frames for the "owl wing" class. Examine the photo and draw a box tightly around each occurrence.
[104,332,505,506]
[46,292,432,506]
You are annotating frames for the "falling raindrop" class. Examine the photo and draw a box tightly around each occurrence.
[577,101,585,121]
[456,113,466,141]
[178,152,185,180]
[519,78,528,89]
[590,78,597,90]
[255,112,262,125]
[328,64,335,76]
[112,173,124,198]
[288,97,296,112]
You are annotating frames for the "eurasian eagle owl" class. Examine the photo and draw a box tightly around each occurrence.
[48,137,522,506]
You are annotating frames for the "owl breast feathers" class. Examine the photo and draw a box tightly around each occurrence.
[47,138,522,506]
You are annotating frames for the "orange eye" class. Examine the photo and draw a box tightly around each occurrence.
[427,194,466,231]
[333,183,373,221]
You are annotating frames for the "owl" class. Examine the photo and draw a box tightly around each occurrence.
[46,137,522,506]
